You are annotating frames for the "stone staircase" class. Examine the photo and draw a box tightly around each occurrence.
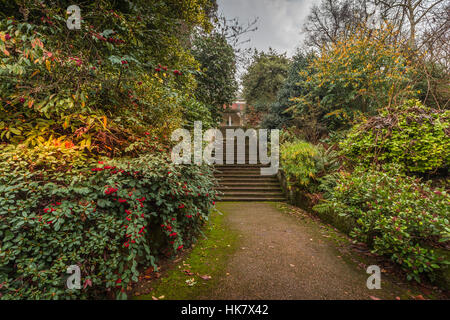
[214,129,285,202]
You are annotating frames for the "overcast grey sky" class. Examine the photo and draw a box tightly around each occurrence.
[217,0,319,57]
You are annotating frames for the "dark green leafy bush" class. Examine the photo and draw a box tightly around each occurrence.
[341,99,450,175]
[0,144,217,299]
[314,165,449,282]
[0,1,215,155]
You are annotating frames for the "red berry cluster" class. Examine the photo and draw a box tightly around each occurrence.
[101,172,150,250]
[91,30,126,45]
[91,163,125,175]
[161,219,180,245]
[105,187,118,195]
[109,37,125,44]
[103,185,148,249]
[40,16,54,26]
[154,64,182,76]
[69,56,83,66]
[40,202,63,225]
[123,208,147,248]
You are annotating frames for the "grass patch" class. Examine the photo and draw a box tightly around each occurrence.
[135,203,240,300]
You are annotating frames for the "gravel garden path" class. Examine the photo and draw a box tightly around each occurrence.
[203,202,425,300]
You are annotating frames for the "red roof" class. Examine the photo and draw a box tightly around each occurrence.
[223,102,245,111]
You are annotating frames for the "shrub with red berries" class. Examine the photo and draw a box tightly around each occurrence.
[0,0,219,301]
[0,149,218,299]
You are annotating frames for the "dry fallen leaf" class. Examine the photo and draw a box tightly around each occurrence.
[152,296,158,300]
[369,296,381,300]
[186,278,196,286]
[83,278,92,289]
[200,275,212,281]
[183,270,194,276]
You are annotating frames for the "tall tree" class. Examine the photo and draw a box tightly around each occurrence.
[303,0,379,50]
[191,32,238,123]
[377,0,448,50]
[214,14,258,70]
[242,49,290,113]
[291,24,416,137]
[262,51,314,129]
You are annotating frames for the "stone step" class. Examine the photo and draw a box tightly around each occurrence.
[215,162,265,166]
[220,192,284,197]
[217,177,278,182]
[219,197,285,202]
[218,187,282,192]
[217,182,279,186]
[215,166,262,170]
[219,182,280,187]
[216,172,266,177]
[215,169,262,174]
[215,156,259,160]
[215,169,272,173]
[215,174,277,178]
[215,165,270,169]
[213,143,284,201]
[215,170,275,174]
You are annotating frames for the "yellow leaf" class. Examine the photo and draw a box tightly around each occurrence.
[102,116,107,128]
[86,136,91,148]
[45,60,51,72]
[3,48,9,56]
[30,70,40,78]
[28,100,34,108]
[63,117,70,129]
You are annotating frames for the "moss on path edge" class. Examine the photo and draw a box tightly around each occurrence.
[135,203,239,300]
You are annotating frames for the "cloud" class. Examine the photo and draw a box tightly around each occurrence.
[217,0,318,56]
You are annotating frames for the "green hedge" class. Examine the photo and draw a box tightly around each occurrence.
[0,144,217,299]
